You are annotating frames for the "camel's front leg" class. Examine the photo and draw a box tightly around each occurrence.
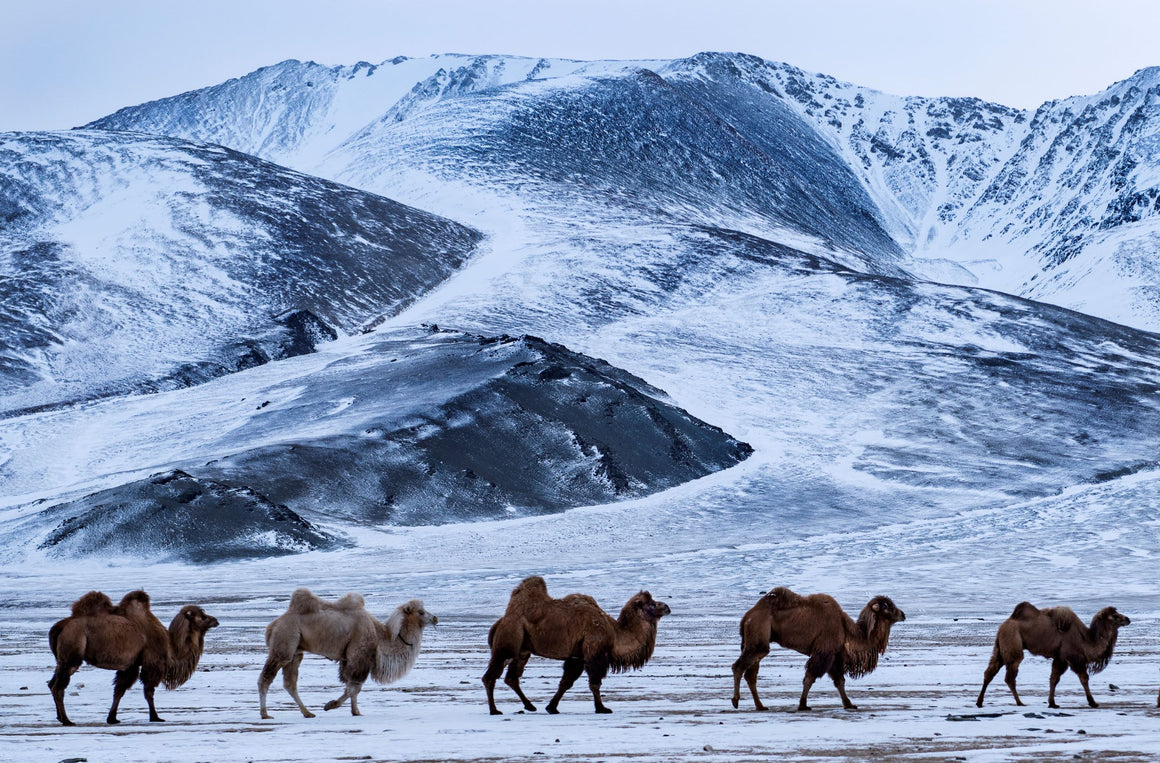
[1069,660,1098,708]
[799,652,835,711]
[829,662,857,710]
[585,658,612,714]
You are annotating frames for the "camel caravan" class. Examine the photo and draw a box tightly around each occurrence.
[42,580,1158,726]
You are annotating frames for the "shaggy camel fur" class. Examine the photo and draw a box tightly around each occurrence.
[731,587,906,711]
[47,590,218,725]
[259,588,436,719]
[976,601,1130,708]
[482,575,671,715]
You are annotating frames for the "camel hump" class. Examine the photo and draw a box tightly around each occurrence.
[70,590,115,617]
[116,590,153,616]
[1046,607,1078,633]
[1010,601,1038,620]
[334,593,366,611]
[764,587,802,609]
[288,588,321,614]
[512,576,548,598]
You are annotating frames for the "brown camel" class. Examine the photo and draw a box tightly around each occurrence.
[731,586,906,711]
[47,590,218,725]
[259,588,437,719]
[482,575,671,715]
[976,601,1130,708]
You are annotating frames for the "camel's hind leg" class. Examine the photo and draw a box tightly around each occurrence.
[503,651,536,712]
[482,647,514,715]
[258,652,288,719]
[731,642,769,710]
[545,658,584,714]
[282,652,315,718]
[1003,654,1025,706]
[47,657,83,726]
[799,652,835,711]
[976,642,1003,707]
[107,664,141,724]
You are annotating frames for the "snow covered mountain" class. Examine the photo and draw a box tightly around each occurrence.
[0,130,481,413]
[89,52,1160,331]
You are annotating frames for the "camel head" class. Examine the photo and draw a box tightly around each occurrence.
[400,600,438,628]
[179,605,220,633]
[868,596,906,625]
[624,591,671,623]
[1094,607,1130,630]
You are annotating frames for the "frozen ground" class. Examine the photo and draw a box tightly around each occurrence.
[3,463,1160,761]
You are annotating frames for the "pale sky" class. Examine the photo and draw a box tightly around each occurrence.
[3,0,1159,133]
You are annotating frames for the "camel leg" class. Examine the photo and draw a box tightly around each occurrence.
[106,664,141,724]
[545,658,584,714]
[1003,655,1025,706]
[482,648,513,715]
[1047,658,1067,709]
[48,659,82,726]
[799,652,834,711]
[258,653,288,719]
[744,662,767,712]
[1069,660,1098,708]
[143,681,164,723]
[829,661,857,710]
[585,658,612,714]
[283,652,315,718]
[976,646,1003,708]
[504,651,537,712]
[731,644,769,710]
[324,685,351,712]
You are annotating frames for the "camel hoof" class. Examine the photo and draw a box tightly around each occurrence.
[303,711,316,719]
[260,712,273,720]
[546,706,560,715]
[60,719,75,727]
[730,697,739,709]
[797,705,812,712]
[490,709,503,716]
[107,717,120,725]
[1088,701,1099,708]
[523,703,537,712]
[595,707,613,714]
[150,716,165,723]
[844,704,859,711]
[1048,703,1059,709]
[324,700,339,711]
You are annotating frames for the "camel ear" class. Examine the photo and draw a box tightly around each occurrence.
[871,601,880,612]
[404,604,414,614]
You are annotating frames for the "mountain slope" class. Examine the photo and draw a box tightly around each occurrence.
[0,326,752,559]
[0,130,482,413]
[86,53,1160,330]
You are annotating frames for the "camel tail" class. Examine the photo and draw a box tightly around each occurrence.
[487,620,499,648]
[48,620,64,657]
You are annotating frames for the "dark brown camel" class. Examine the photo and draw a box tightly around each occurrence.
[731,586,906,711]
[47,590,218,725]
[976,601,1130,708]
[483,576,670,714]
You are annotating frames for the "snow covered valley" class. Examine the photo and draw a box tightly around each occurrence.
[3,51,1160,759]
